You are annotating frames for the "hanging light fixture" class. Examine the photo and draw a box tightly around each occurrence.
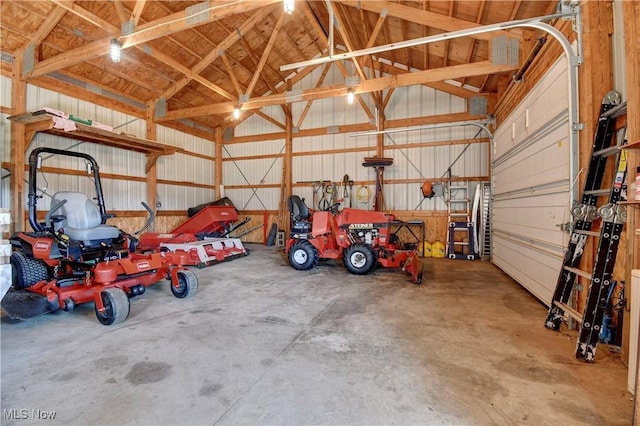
[347,88,355,105]
[110,39,122,63]
[283,0,294,14]
[233,106,241,119]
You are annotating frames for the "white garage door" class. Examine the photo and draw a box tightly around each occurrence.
[492,57,571,306]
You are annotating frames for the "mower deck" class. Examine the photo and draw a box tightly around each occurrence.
[160,237,247,268]
[1,287,59,319]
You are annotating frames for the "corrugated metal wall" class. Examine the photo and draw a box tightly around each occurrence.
[232,63,488,211]
[492,57,569,305]
[156,125,216,211]
[0,82,217,213]
[3,63,489,214]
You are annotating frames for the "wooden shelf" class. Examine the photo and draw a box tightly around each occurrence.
[620,200,640,206]
[8,112,181,157]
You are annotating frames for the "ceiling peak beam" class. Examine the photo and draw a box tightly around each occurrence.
[159,61,518,122]
[334,0,520,42]
[28,0,280,79]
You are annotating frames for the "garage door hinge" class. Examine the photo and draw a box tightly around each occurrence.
[572,122,584,132]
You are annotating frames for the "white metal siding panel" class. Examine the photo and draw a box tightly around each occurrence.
[16,85,217,212]
[1,75,11,107]
[492,57,569,306]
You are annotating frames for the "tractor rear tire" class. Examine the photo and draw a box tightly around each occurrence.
[343,243,376,275]
[288,240,319,271]
[95,287,130,326]
[172,270,198,298]
[11,252,49,290]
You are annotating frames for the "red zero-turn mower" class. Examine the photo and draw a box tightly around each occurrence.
[2,147,198,325]
[285,196,423,284]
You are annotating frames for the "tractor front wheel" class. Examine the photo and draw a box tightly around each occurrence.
[11,252,49,290]
[95,288,130,326]
[343,243,376,275]
[171,270,198,298]
[288,240,319,271]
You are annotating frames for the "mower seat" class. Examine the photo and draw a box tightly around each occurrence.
[51,191,121,247]
[288,195,310,221]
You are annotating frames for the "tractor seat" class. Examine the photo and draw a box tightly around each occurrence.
[50,191,121,247]
[288,195,310,221]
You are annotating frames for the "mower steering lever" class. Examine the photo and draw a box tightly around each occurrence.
[46,199,67,231]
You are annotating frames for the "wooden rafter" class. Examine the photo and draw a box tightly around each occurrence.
[443,1,456,68]
[335,0,520,42]
[22,5,67,49]
[131,0,147,25]
[300,2,373,119]
[333,3,380,105]
[220,52,243,96]
[158,61,519,122]
[246,10,285,97]
[149,47,234,100]
[157,5,276,102]
[296,62,332,129]
[48,1,235,103]
[51,0,114,31]
[113,1,128,24]
[460,0,487,88]
[27,0,279,79]
[480,0,521,91]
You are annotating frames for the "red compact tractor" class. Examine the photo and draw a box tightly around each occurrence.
[3,147,198,325]
[285,196,423,284]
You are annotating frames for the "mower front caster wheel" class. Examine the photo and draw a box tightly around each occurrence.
[95,288,130,326]
[171,270,198,298]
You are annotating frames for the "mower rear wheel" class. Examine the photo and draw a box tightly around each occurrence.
[11,252,49,290]
[343,243,376,275]
[95,287,130,326]
[288,240,319,271]
[172,270,198,298]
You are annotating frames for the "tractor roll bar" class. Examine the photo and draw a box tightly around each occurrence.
[28,147,107,232]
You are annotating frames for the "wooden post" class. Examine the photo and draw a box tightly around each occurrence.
[146,104,157,232]
[576,0,614,316]
[215,127,223,200]
[10,49,27,232]
[622,2,640,421]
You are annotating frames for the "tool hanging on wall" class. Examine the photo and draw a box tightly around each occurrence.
[356,185,371,209]
[348,180,354,207]
[342,174,350,206]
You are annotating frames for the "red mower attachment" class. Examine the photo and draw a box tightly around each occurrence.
[137,203,248,268]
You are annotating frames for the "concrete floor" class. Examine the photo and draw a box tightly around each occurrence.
[1,244,634,425]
